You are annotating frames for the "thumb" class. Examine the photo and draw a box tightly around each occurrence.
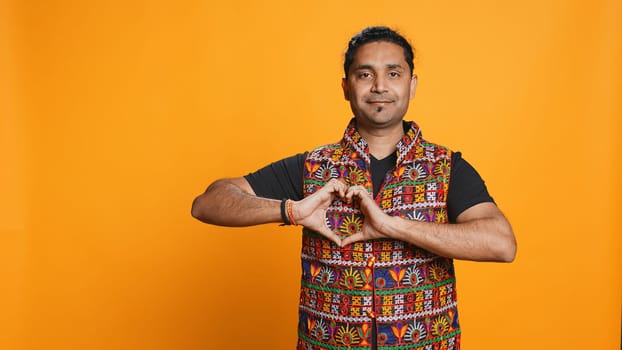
[341,232,364,247]
[315,225,343,247]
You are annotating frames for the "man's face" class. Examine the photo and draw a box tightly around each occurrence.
[342,41,417,130]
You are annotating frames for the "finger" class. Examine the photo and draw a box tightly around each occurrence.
[343,186,356,203]
[321,179,341,199]
[317,226,343,246]
[357,189,375,206]
[338,182,347,199]
[345,185,368,203]
[341,232,365,247]
[331,178,348,199]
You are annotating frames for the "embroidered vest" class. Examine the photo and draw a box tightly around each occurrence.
[297,119,460,350]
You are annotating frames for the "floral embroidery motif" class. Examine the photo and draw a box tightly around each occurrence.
[405,319,427,342]
[315,163,337,181]
[431,315,451,337]
[335,324,361,346]
[340,267,364,289]
[339,214,363,236]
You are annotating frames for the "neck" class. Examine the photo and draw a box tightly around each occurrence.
[357,122,404,159]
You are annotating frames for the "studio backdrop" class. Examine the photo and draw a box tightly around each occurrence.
[1,1,620,349]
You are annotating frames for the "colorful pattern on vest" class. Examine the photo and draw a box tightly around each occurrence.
[298,119,460,350]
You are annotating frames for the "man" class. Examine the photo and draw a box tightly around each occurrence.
[192,26,516,350]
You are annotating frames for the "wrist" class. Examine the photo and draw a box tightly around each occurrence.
[287,199,298,225]
[281,199,298,226]
[280,199,291,225]
[381,214,402,238]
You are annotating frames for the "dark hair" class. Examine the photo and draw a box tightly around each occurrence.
[343,26,415,77]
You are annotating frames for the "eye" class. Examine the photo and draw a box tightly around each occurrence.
[389,71,400,78]
[358,72,373,79]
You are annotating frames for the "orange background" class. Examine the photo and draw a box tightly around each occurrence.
[1,0,620,349]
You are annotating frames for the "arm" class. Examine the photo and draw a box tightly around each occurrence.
[191,177,348,246]
[192,153,307,226]
[191,177,281,226]
[341,186,517,262]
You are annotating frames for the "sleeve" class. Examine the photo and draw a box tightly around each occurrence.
[447,152,495,223]
[243,153,307,201]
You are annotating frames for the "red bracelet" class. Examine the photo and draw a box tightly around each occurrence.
[286,199,297,226]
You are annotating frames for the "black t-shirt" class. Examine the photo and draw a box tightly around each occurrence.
[245,151,493,223]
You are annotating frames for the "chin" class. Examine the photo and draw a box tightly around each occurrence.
[359,115,401,128]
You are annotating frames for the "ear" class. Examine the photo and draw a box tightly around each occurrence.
[409,74,418,100]
[341,77,350,101]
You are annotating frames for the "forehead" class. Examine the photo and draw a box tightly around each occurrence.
[350,41,407,69]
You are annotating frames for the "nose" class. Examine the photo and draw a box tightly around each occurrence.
[370,75,388,93]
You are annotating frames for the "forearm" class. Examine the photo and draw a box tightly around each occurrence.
[191,178,281,226]
[385,215,516,262]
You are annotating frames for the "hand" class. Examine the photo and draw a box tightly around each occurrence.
[291,179,348,246]
[341,185,394,246]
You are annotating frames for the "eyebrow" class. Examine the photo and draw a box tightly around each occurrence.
[386,64,404,70]
[353,63,405,71]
